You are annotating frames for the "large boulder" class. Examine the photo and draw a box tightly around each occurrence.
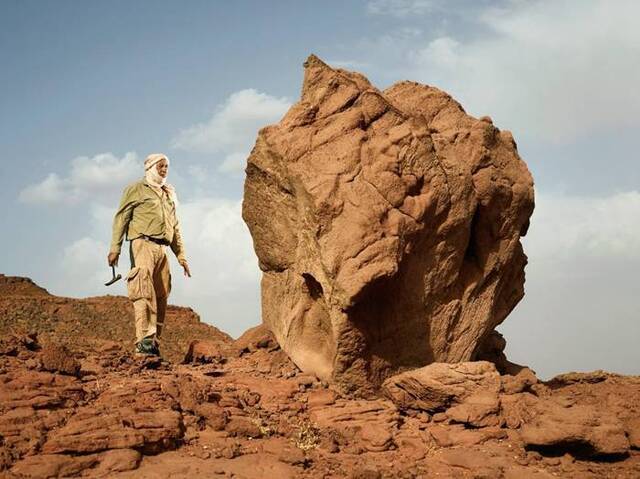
[242,55,534,394]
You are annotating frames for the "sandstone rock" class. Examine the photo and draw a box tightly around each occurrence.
[233,324,279,355]
[307,389,337,408]
[360,424,394,452]
[519,400,630,457]
[2,272,640,478]
[10,449,141,478]
[183,339,226,364]
[430,448,510,478]
[0,369,84,410]
[381,361,501,412]
[41,407,184,455]
[310,399,398,453]
[501,367,539,394]
[0,275,232,364]
[159,374,213,412]
[625,418,640,449]
[446,390,501,427]
[242,55,534,393]
[0,274,50,296]
[503,466,556,479]
[548,370,615,386]
[0,333,39,357]
[194,403,227,431]
[499,392,539,429]
[428,424,507,447]
[40,343,80,376]
[226,417,262,438]
[476,330,530,375]
[0,406,67,458]
[276,444,307,466]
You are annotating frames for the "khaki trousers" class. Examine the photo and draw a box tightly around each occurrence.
[126,238,171,344]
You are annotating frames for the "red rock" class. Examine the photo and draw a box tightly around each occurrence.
[0,333,39,357]
[277,444,307,466]
[296,374,317,388]
[0,275,232,364]
[194,403,227,431]
[307,389,337,408]
[10,449,141,478]
[428,424,507,447]
[242,55,534,393]
[360,424,394,452]
[39,343,80,376]
[382,361,501,412]
[446,390,501,427]
[0,274,49,296]
[233,324,278,355]
[0,369,84,410]
[500,392,539,429]
[2,229,640,479]
[625,418,640,449]
[226,417,262,438]
[41,407,184,455]
[310,399,398,454]
[519,400,630,457]
[501,367,539,394]
[350,468,382,479]
[431,449,509,478]
[183,339,226,364]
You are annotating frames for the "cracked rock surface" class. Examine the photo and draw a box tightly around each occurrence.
[242,55,534,394]
[1,275,639,478]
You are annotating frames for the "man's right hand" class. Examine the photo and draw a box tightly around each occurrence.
[108,252,119,266]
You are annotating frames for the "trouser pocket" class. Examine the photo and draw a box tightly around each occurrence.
[126,266,152,300]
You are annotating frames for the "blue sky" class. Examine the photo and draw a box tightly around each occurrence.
[1,0,638,378]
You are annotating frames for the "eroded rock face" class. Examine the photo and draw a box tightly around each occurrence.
[242,55,534,394]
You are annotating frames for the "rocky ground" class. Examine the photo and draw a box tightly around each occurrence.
[1,275,639,478]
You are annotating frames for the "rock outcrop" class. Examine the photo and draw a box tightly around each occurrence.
[242,55,534,393]
[1,275,639,478]
[0,274,231,363]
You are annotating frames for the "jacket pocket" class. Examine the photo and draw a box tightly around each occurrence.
[126,267,152,300]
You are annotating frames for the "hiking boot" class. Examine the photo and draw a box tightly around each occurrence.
[135,336,158,356]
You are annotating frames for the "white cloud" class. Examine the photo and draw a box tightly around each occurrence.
[424,1,640,141]
[218,152,247,174]
[19,152,140,205]
[171,89,291,173]
[19,173,66,204]
[60,236,111,297]
[165,197,262,336]
[524,190,640,262]
[361,0,640,143]
[367,0,435,17]
[325,60,371,70]
[176,198,259,293]
[501,189,640,378]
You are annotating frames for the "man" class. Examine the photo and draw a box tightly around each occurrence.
[107,153,191,357]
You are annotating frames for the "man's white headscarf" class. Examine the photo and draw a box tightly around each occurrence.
[144,153,178,205]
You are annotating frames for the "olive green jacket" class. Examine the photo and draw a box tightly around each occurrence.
[109,179,186,261]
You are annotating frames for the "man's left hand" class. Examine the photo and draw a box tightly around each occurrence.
[179,259,191,278]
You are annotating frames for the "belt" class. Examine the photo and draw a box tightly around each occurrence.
[142,235,170,246]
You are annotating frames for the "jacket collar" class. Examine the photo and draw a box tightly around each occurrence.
[142,179,166,198]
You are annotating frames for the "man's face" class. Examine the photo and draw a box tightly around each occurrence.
[156,159,169,178]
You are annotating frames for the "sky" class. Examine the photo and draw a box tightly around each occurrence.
[1,0,638,379]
